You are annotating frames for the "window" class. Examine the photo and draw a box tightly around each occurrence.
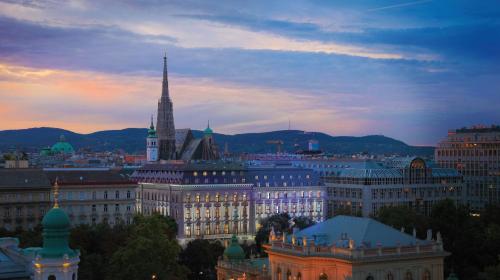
[319,273,328,280]
[104,204,108,213]
[48,275,56,280]
[287,270,292,280]
[423,270,431,280]
[115,191,120,199]
[104,191,108,199]
[127,191,131,199]
[386,272,394,280]
[115,204,120,212]
[405,271,413,280]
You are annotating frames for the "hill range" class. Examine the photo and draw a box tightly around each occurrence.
[0,127,434,156]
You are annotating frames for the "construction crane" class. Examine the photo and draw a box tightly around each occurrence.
[267,140,284,154]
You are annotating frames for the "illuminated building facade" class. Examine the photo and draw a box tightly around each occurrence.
[435,126,500,210]
[292,157,463,217]
[132,162,324,243]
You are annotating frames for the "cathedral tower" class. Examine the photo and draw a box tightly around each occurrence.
[156,54,177,160]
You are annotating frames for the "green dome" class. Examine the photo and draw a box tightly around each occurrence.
[224,235,245,260]
[51,135,74,154]
[40,207,76,258]
[42,207,70,229]
[204,121,213,135]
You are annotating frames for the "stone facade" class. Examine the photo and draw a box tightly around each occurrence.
[0,169,52,231]
[156,55,177,160]
[44,169,137,226]
[264,216,448,280]
[293,158,464,217]
[132,162,325,243]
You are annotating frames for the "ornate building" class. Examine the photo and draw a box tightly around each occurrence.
[263,215,448,280]
[151,55,219,161]
[156,55,177,160]
[132,162,324,244]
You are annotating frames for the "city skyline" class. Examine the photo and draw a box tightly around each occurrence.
[1,1,499,146]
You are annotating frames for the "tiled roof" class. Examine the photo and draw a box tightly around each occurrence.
[0,169,51,189]
[44,169,134,185]
[292,215,424,248]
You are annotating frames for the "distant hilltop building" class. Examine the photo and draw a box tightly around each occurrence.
[435,125,500,210]
[147,55,219,161]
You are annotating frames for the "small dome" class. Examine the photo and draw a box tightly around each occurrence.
[51,135,75,154]
[223,235,245,260]
[42,207,70,230]
[204,121,213,135]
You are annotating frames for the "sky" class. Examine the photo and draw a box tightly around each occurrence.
[0,0,499,146]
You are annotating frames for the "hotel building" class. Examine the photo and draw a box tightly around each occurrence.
[132,162,324,243]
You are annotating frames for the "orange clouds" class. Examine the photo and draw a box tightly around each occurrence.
[0,62,377,136]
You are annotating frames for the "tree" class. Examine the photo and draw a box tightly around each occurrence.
[180,239,224,280]
[106,214,188,280]
[292,216,316,230]
[376,206,428,237]
[255,213,291,253]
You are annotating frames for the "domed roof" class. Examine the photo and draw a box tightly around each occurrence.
[51,134,74,154]
[204,121,213,135]
[42,207,70,230]
[224,235,245,260]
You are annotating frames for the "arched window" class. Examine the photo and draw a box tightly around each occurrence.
[387,272,394,280]
[405,271,413,280]
[297,272,302,280]
[287,270,292,280]
[48,276,56,280]
[72,273,76,280]
[423,270,431,280]
[277,267,282,280]
[319,273,328,280]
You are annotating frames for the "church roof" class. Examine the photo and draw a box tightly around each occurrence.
[224,235,245,260]
[292,215,424,248]
[51,135,74,154]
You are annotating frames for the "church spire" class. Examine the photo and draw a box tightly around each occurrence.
[162,52,170,100]
[150,114,155,129]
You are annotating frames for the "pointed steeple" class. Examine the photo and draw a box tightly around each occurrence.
[53,177,60,208]
[161,52,170,101]
[150,114,155,130]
